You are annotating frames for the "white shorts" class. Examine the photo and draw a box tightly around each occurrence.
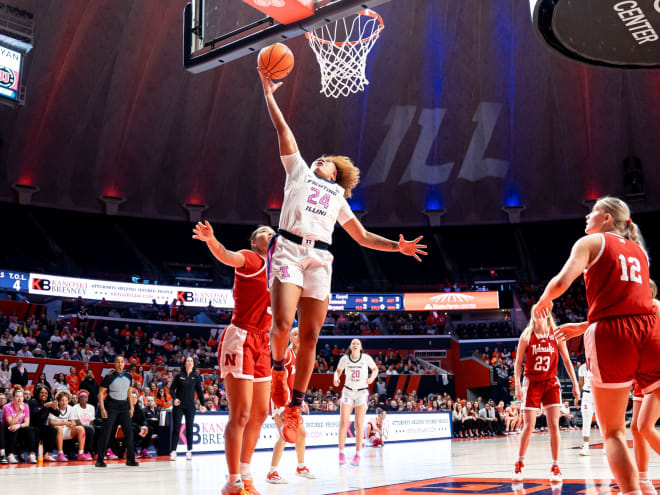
[60,426,74,440]
[267,235,333,301]
[341,387,369,408]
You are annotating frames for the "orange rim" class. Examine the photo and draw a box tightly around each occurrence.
[305,9,384,47]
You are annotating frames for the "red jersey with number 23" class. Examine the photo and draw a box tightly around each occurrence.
[524,331,558,382]
[584,233,655,322]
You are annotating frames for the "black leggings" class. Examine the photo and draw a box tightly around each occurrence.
[5,426,36,454]
[171,407,196,451]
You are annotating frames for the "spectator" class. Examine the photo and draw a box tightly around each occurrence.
[71,390,96,456]
[2,386,37,463]
[48,390,91,461]
[559,400,576,429]
[0,359,10,391]
[66,366,80,393]
[53,373,70,393]
[10,359,29,388]
[141,395,159,457]
[28,385,58,461]
[79,370,100,407]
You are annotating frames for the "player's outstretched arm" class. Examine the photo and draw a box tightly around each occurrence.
[341,218,427,262]
[259,71,298,157]
[554,322,589,341]
[192,220,246,269]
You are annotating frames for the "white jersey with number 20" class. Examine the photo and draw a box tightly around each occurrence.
[339,353,376,389]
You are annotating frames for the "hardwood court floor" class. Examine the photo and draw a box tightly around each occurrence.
[2,429,658,494]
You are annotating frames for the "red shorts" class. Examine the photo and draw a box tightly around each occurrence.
[633,381,644,401]
[521,376,561,411]
[217,323,271,382]
[584,314,660,394]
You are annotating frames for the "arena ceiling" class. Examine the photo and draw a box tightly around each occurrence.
[1,0,660,227]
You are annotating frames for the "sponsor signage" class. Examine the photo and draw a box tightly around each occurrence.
[404,291,499,311]
[0,44,22,101]
[21,270,496,311]
[175,411,451,453]
[28,273,234,308]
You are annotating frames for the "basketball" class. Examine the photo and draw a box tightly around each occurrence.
[258,43,294,80]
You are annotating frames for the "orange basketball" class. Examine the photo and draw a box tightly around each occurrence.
[258,43,294,80]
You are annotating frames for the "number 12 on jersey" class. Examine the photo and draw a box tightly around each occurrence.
[619,255,642,284]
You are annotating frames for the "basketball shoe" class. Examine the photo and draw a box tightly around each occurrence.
[281,406,301,443]
[549,465,563,483]
[296,466,316,479]
[266,470,288,484]
[640,480,656,495]
[579,445,590,456]
[221,481,249,495]
[242,478,260,495]
[270,369,289,409]
[512,461,524,482]
[339,452,346,465]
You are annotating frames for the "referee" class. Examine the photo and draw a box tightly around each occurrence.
[95,356,139,467]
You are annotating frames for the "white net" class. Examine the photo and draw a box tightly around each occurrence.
[306,10,384,99]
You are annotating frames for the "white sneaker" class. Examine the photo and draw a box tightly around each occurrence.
[186,451,192,460]
[579,445,590,456]
[512,461,524,482]
[549,465,563,483]
[266,470,288,484]
[7,453,18,464]
[296,466,317,479]
[169,450,177,461]
[28,453,37,464]
[640,480,657,495]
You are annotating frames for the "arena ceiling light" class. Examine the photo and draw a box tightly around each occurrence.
[530,0,660,68]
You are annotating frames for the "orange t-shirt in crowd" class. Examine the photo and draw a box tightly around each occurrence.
[66,374,80,392]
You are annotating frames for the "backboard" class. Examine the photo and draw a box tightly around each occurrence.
[183,0,392,73]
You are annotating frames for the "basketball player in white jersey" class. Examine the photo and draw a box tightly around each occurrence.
[578,361,601,456]
[333,339,378,466]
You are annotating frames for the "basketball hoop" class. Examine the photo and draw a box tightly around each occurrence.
[306,9,384,98]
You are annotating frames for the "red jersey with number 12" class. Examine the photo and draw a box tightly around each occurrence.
[231,249,271,333]
[584,233,655,322]
[524,331,558,382]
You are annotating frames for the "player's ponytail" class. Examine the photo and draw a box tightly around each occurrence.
[595,196,647,252]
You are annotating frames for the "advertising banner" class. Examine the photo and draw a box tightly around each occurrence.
[28,273,234,308]
[175,411,452,453]
[404,291,499,311]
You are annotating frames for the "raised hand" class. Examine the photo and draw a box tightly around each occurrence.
[192,220,214,243]
[398,235,428,262]
[533,300,553,320]
[259,71,283,96]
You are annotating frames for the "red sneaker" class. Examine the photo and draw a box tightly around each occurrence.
[512,460,524,482]
[221,482,249,495]
[281,406,301,444]
[549,464,562,483]
[271,369,289,409]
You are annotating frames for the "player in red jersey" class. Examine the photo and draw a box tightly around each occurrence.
[512,309,579,483]
[193,222,275,495]
[535,196,660,494]
[265,326,316,484]
[365,408,387,447]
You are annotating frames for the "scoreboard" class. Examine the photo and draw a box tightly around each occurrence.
[329,293,403,311]
[0,270,29,292]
